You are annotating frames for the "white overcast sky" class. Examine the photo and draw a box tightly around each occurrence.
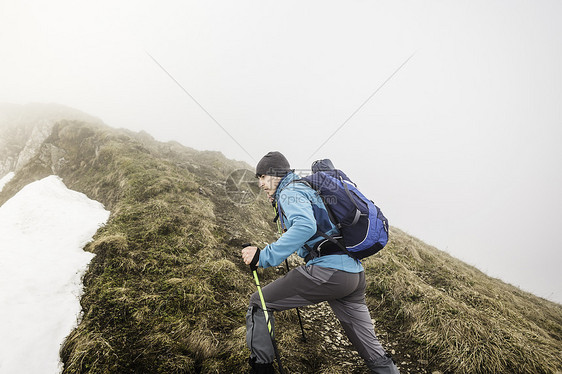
[1,0,561,303]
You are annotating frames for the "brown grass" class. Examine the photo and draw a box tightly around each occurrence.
[364,227,562,373]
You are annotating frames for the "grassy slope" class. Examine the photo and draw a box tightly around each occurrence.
[365,229,562,373]
[1,120,561,373]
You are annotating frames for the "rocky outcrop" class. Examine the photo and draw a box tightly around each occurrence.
[0,103,102,177]
[14,119,55,172]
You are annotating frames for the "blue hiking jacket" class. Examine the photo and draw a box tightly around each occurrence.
[258,172,364,273]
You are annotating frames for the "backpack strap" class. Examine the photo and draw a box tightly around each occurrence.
[338,176,365,226]
[303,234,347,263]
[294,177,364,227]
[278,179,354,261]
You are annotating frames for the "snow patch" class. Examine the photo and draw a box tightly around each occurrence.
[0,175,110,373]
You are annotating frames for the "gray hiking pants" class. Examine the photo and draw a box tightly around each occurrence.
[246,265,399,373]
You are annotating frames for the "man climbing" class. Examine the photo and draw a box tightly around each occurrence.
[241,151,399,374]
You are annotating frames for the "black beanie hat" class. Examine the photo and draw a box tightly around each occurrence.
[255,151,291,177]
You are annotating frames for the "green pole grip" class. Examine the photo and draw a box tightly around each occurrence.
[253,269,272,335]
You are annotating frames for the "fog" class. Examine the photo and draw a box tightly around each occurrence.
[1,0,561,303]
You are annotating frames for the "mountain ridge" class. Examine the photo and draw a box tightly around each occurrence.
[1,104,561,373]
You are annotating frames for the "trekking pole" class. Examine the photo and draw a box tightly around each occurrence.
[274,204,307,342]
[243,244,286,374]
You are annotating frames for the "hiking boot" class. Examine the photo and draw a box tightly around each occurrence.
[249,357,275,374]
[366,354,400,374]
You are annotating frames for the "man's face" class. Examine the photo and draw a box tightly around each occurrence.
[257,174,282,198]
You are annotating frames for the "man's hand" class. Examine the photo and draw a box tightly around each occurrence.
[241,245,260,267]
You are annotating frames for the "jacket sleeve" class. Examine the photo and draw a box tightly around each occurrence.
[258,188,317,268]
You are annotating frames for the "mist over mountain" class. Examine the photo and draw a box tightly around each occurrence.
[1,104,561,373]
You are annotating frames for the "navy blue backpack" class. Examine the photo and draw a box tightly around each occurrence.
[301,159,389,260]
